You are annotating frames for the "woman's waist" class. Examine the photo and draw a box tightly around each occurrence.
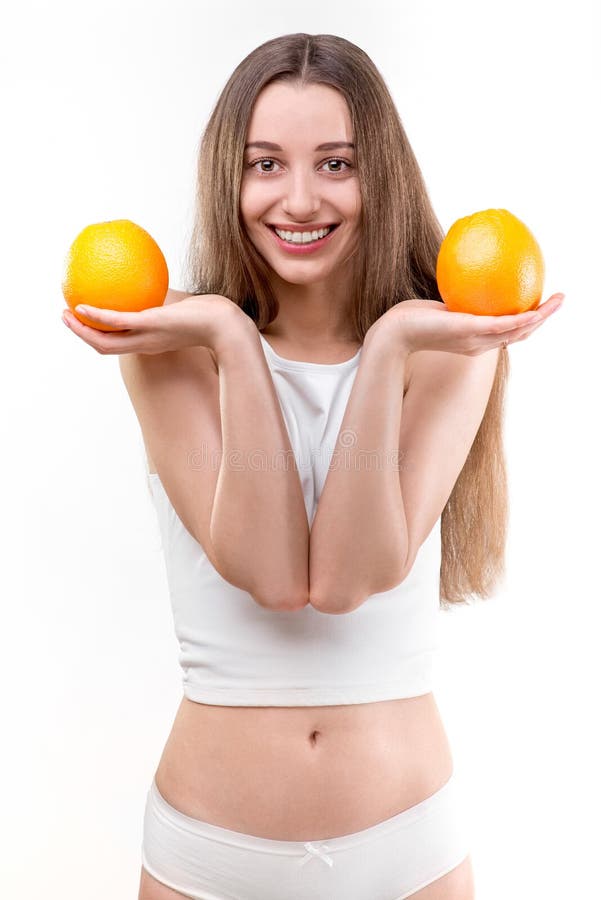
[153,693,454,839]
[169,691,446,744]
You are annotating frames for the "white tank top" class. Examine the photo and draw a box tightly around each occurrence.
[147,331,442,706]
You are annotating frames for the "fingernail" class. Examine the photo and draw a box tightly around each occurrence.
[75,305,88,314]
[62,313,71,327]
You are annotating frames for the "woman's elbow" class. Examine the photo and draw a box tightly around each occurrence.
[309,585,367,615]
[252,584,310,612]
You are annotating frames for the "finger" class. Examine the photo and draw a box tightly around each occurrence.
[494,308,557,348]
[73,305,133,331]
[524,292,565,323]
[467,322,538,355]
[62,309,110,352]
[496,316,547,344]
[442,305,538,337]
[63,309,98,334]
[467,297,562,354]
[62,309,141,354]
[484,293,564,335]
[512,328,539,344]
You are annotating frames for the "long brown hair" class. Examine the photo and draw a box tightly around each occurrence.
[183,32,509,608]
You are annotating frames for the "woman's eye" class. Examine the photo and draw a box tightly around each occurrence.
[323,159,350,174]
[247,158,351,175]
[252,159,279,174]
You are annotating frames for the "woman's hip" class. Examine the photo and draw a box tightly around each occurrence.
[140,771,473,900]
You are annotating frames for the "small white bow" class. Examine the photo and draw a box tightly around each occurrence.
[300,841,334,868]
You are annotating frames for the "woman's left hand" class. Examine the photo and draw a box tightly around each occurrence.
[364,294,565,357]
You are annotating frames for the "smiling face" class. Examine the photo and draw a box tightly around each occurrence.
[239,81,361,292]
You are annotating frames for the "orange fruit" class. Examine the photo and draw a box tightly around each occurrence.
[436,209,544,316]
[61,219,169,332]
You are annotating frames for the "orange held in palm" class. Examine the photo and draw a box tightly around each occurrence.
[436,209,545,316]
[61,219,169,332]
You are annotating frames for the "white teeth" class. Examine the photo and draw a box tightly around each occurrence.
[273,226,332,244]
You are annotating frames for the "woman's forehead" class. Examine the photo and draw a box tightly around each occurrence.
[247,82,353,143]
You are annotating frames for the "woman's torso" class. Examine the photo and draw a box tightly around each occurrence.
[154,694,453,841]
[147,333,454,842]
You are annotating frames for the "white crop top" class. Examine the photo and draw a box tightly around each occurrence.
[147,331,442,706]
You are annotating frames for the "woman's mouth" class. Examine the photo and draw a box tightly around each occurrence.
[266,223,339,254]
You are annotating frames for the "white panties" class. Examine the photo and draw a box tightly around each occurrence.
[141,771,472,899]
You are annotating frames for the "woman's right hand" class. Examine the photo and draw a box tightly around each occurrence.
[61,292,252,356]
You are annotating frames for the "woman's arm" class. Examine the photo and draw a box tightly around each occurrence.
[308,335,410,614]
[166,288,193,302]
[209,323,310,612]
[308,294,563,615]
[135,305,312,611]
[66,292,310,612]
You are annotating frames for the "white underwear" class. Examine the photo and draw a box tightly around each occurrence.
[140,770,473,899]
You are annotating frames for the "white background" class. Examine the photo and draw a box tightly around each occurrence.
[2,1,599,897]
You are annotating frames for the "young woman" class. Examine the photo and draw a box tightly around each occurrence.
[63,33,562,900]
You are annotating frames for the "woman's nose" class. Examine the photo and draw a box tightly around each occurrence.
[281,170,320,219]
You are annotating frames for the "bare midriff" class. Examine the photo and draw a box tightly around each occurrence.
[153,693,454,841]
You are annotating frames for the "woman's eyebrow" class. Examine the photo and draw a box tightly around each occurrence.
[244,141,355,151]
